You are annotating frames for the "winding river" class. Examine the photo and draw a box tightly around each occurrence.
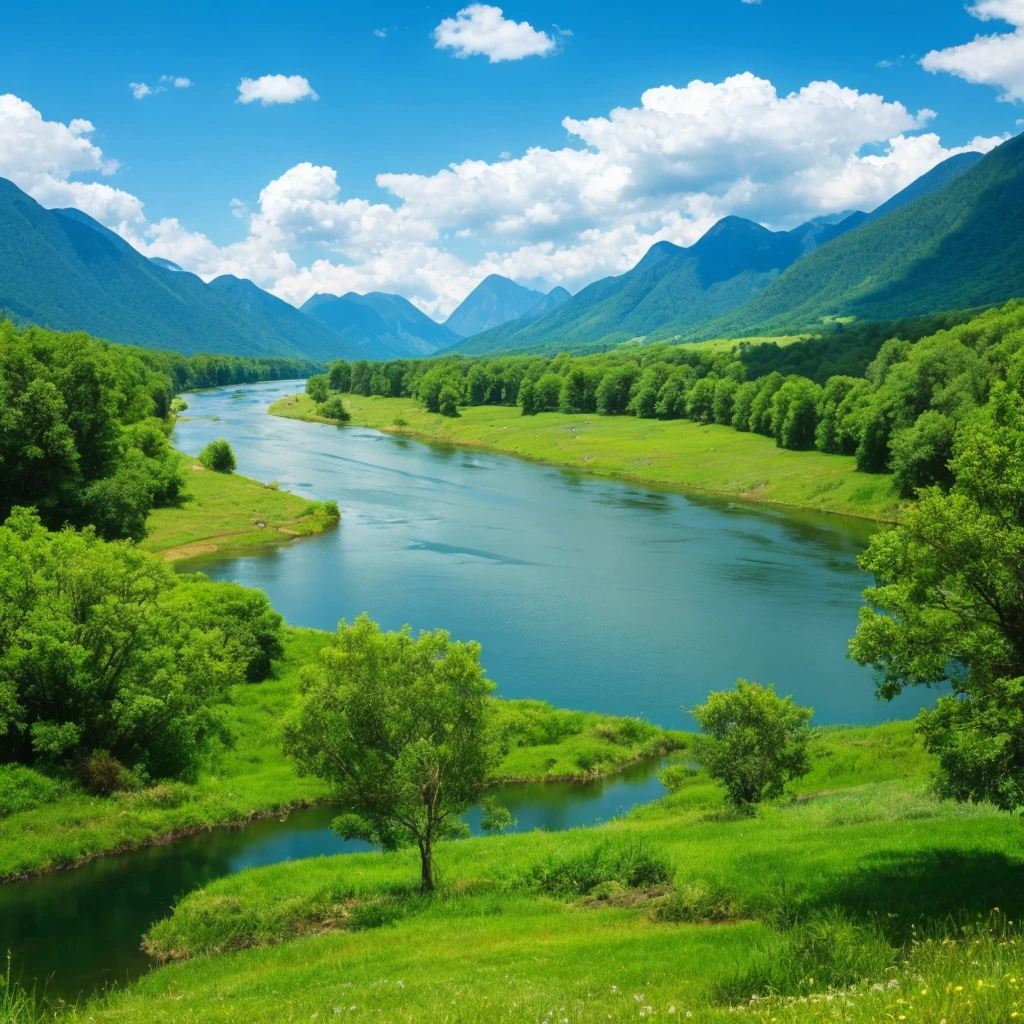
[3,380,918,1001]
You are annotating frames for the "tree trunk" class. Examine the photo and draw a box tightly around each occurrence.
[419,839,434,893]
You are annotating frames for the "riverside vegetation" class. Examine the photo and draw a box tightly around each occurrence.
[4,310,1024,1022]
[280,302,1024,519]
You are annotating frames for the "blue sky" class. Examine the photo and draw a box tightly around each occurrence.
[2,0,1022,315]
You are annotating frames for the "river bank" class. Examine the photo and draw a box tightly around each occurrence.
[269,392,901,521]
[141,452,339,562]
[0,628,684,882]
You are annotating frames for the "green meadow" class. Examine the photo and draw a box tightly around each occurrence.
[270,393,901,521]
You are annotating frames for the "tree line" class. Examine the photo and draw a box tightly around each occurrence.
[0,320,319,542]
[314,301,1024,498]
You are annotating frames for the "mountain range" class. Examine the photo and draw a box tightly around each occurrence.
[2,139,1021,363]
[452,149,991,355]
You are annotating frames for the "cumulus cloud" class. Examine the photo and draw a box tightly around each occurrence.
[434,4,560,62]
[921,0,1024,102]
[0,80,1006,318]
[237,74,319,106]
[161,75,193,89]
[0,94,145,231]
[130,76,192,99]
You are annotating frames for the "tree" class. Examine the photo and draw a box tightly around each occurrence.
[690,681,813,808]
[850,383,1024,809]
[318,397,351,422]
[532,373,563,412]
[438,382,462,418]
[283,615,509,891]
[0,509,240,779]
[889,410,956,497]
[328,361,351,393]
[306,375,330,403]
[199,438,237,473]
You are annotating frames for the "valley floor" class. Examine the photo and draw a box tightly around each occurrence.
[0,629,682,881]
[270,393,901,521]
[141,453,339,562]
[67,721,1024,1024]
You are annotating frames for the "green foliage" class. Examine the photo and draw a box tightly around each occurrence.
[851,383,1024,809]
[655,881,739,923]
[691,681,814,807]
[198,438,237,473]
[0,509,278,780]
[305,374,330,403]
[526,840,672,898]
[283,614,510,891]
[0,764,59,816]
[316,396,350,422]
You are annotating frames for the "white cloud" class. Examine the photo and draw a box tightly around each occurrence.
[0,81,1005,319]
[237,74,319,106]
[373,28,387,38]
[434,5,560,62]
[921,0,1024,102]
[130,76,192,99]
[741,0,762,4]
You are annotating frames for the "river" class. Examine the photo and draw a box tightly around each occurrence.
[2,379,914,1002]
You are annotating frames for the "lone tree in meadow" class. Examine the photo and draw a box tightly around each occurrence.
[691,681,813,808]
[198,438,236,474]
[851,382,1024,810]
[283,614,511,892]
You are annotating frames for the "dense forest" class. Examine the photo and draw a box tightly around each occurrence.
[313,302,1024,498]
[0,320,317,541]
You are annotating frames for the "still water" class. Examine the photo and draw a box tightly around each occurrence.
[2,764,665,1000]
[174,380,910,727]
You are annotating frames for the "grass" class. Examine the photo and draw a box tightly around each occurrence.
[0,630,682,881]
[60,720,1024,1024]
[141,453,339,562]
[270,393,901,521]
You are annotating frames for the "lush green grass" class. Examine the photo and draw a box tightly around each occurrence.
[141,453,339,562]
[64,721,1024,1024]
[0,630,681,881]
[271,392,901,520]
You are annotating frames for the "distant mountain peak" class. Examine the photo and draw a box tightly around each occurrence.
[443,275,546,336]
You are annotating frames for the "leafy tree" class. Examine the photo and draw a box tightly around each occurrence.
[519,379,537,416]
[532,373,563,412]
[306,375,330,403]
[327,360,352,393]
[851,383,1024,809]
[199,439,237,473]
[596,364,639,416]
[0,510,242,779]
[318,397,351,422]
[889,410,956,497]
[690,681,813,807]
[730,381,759,431]
[438,381,462,418]
[283,615,509,891]
[771,378,821,450]
[712,377,739,426]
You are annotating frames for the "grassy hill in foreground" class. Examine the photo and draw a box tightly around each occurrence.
[69,720,1024,1024]
[710,133,1024,337]
[272,392,900,520]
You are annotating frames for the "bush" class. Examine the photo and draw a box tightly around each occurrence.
[0,765,60,816]
[305,375,330,403]
[691,680,813,807]
[77,751,133,796]
[318,397,350,422]
[655,881,739,923]
[198,438,237,473]
[527,840,672,898]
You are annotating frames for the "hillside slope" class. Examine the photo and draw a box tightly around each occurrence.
[0,177,357,359]
[715,136,1024,334]
[301,292,458,359]
[444,274,545,336]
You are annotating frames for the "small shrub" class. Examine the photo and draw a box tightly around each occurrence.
[170,397,188,413]
[348,899,406,931]
[0,765,60,816]
[659,762,699,794]
[655,881,739,923]
[393,416,408,427]
[527,840,672,898]
[318,397,350,422]
[77,751,133,796]
[594,722,618,742]
[265,480,280,491]
[198,438,237,473]
[320,500,341,520]
[575,750,602,772]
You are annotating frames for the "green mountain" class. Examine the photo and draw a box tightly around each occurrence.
[0,177,360,360]
[301,292,459,359]
[714,135,1024,335]
[443,275,545,337]
[455,287,571,355]
[451,151,987,356]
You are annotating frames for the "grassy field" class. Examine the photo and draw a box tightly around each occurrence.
[59,721,1024,1024]
[141,453,339,562]
[0,630,682,881]
[270,393,901,521]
